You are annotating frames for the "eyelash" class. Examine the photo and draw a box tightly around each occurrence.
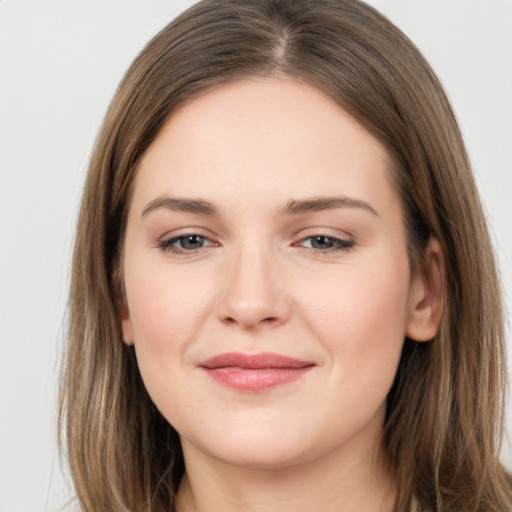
[296,235,355,254]
[158,234,216,255]
[158,233,354,256]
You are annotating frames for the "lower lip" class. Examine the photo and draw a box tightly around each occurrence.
[202,367,313,392]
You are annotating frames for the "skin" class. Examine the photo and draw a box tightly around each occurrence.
[120,77,443,512]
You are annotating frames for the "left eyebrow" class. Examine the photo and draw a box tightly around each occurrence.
[281,196,379,217]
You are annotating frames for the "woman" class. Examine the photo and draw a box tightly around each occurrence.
[59,0,512,510]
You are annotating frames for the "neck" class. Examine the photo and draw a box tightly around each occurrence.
[175,428,396,512]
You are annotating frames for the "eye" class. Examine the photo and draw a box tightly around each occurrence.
[159,234,216,254]
[298,235,354,252]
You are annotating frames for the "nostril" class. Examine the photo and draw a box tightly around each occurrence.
[221,314,279,328]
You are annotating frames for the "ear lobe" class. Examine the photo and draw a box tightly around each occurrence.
[119,294,134,346]
[405,237,444,342]
[121,312,135,346]
[113,260,134,346]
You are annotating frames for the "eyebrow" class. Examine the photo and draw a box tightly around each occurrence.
[142,196,218,217]
[281,197,378,217]
[141,195,378,218]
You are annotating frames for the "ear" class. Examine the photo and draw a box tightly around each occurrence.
[114,262,135,346]
[120,299,135,346]
[405,236,444,342]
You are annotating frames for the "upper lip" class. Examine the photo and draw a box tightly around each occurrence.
[198,352,315,369]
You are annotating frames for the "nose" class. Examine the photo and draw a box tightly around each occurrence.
[216,244,292,329]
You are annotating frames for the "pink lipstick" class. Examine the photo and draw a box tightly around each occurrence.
[198,352,315,392]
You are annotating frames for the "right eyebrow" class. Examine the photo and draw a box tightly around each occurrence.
[141,196,218,217]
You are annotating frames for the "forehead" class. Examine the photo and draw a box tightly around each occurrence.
[131,77,399,219]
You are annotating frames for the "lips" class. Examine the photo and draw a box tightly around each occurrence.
[198,352,315,392]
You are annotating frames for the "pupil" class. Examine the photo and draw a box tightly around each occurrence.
[312,236,334,249]
[182,235,203,249]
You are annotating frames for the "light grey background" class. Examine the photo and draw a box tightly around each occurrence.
[0,1,510,511]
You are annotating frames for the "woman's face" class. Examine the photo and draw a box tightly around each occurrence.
[121,78,425,469]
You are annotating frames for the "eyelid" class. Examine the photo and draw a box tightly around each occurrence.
[292,229,355,254]
[156,228,220,255]
[155,226,217,243]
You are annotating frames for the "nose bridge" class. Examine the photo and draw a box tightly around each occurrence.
[217,237,290,328]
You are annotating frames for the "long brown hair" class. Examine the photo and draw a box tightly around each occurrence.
[59,1,511,510]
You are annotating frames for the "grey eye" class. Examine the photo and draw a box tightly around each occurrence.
[298,235,354,252]
[177,235,206,250]
[309,235,337,250]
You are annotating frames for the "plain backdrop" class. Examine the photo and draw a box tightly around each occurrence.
[0,1,511,510]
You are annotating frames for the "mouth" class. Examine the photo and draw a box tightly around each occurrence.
[197,352,316,392]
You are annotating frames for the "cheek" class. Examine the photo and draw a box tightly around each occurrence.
[126,260,212,344]
[123,260,214,400]
[299,254,410,374]
[291,255,411,447]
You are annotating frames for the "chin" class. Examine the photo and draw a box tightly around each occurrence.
[181,419,320,469]
[207,441,312,470]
